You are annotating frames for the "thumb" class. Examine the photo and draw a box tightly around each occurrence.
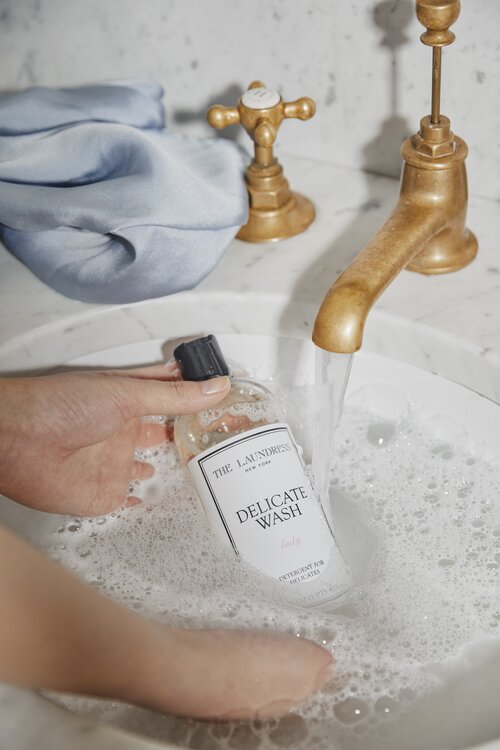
[118,375,231,418]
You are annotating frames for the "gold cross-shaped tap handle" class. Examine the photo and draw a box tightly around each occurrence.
[207,81,315,166]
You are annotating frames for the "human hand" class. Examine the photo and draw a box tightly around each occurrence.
[0,525,333,722]
[0,365,230,516]
[132,625,333,721]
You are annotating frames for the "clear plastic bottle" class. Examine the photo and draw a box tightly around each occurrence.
[174,335,351,607]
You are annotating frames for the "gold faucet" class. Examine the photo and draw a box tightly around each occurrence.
[207,82,316,243]
[313,0,477,354]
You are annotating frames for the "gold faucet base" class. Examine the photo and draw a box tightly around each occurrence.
[407,227,478,274]
[207,83,317,245]
[237,192,315,243]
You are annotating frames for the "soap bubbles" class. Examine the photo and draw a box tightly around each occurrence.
[42,381,500,750]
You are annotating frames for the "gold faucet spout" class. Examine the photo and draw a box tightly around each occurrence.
[313,209,441,353]
[312,121,477,354]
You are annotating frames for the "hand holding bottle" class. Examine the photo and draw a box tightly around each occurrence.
[0,363,230,516]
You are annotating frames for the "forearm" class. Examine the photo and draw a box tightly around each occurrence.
[0,526,333,720]
[0,525,163,701]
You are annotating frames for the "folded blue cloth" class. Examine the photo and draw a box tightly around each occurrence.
[0,80,248,303]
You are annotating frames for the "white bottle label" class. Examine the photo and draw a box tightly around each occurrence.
[187,423,351,605]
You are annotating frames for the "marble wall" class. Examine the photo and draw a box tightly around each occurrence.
[0,0,498,200]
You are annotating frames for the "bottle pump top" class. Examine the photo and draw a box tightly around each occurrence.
[173,335,229,381]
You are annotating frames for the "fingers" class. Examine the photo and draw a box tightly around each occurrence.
[121,376,231,419]
[135,421,170,448]
[131,461,155,481]
[103,361,181,382]
[124,496,142,508]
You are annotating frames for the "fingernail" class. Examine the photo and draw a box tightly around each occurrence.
[125,496,142,508]
[164,359,181,375]
[200,376,230,395]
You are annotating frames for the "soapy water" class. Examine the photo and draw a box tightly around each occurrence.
[37,380,500,750]
[199,398,278,429]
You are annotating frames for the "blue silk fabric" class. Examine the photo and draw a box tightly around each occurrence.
[0,80,248,303]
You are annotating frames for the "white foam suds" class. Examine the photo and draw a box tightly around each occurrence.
[198,398,278,429]
[40,380,500,750]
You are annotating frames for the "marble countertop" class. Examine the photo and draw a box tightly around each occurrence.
[1,153,499,402]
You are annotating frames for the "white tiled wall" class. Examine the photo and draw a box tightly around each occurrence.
[0,0,498,200]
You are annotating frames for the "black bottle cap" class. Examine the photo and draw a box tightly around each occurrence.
[173,335,229,381]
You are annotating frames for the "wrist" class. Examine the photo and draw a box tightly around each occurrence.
[68,598,161,702]
[104,619,180,710]
[0,378,25,497]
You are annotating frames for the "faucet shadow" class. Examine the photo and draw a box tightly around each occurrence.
[363,0,415,179]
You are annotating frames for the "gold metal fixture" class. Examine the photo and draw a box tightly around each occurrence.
[207,81,316,243]
[313,0,477,354]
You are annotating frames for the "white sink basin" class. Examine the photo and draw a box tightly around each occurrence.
[1,328,499,750]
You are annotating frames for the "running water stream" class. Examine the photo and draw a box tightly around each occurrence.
[312,348,353,507]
